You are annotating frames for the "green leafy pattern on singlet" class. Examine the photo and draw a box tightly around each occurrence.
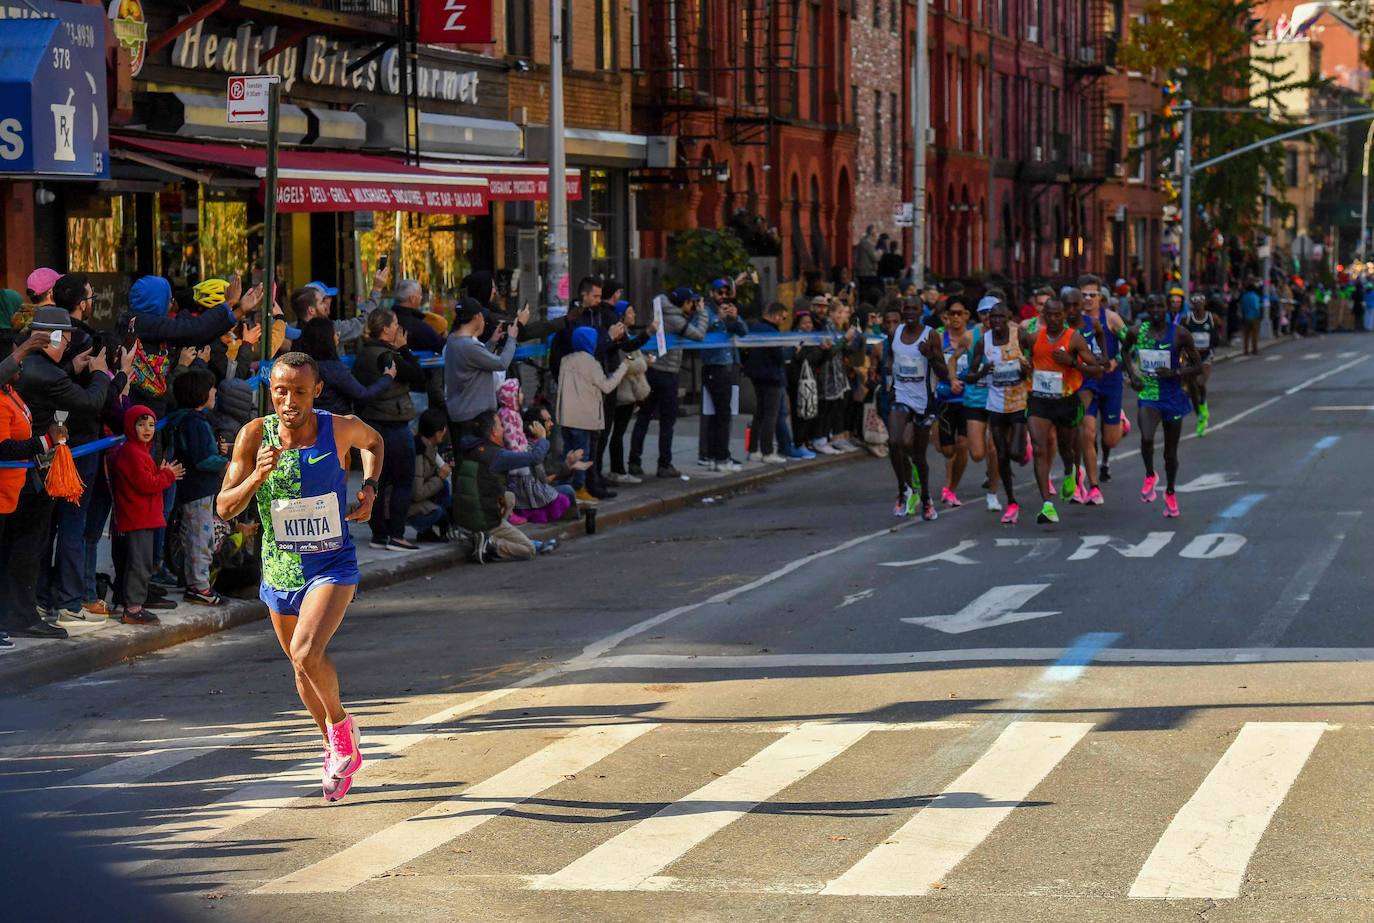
[1134,326,1168,402]
[255,415,305,591]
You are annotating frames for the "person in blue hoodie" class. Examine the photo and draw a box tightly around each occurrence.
[120,275,250,417]
[699,278,749,471]
[168,369,229,605]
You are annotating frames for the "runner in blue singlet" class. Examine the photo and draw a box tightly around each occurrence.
[218,353,385,803]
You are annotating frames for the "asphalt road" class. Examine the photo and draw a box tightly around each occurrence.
[3,333,1374,922]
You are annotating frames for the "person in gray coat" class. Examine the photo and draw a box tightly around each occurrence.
[443,299,528,426]
[627,287,708,478]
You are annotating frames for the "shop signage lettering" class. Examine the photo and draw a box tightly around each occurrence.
[107,0,148,77]
[275,179,487,214]
[171,20,479,104]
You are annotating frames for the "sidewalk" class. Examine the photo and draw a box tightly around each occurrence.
[0,421,868,694]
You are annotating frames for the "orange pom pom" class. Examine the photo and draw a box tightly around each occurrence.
[45,443,85,505]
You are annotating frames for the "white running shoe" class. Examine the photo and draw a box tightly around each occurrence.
[761,453,788,464]
[986,492,1002,512]
[816,442,843,455]
[719,460,743,473]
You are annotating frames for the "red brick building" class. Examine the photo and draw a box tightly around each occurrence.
[633,0,858,280]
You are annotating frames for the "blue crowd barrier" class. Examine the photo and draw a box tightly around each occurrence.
[0,418,168,470]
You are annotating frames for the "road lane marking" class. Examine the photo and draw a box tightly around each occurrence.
[879,540,979,568]
[1174,472,1245,493]
[1217,493,1266,519]
[1246,512,1361,646]
[837,588,875,609]
[588,647,1374,669]
[1300,434,1341,464]
[1177,533,1247,559]
[1129,722,1326,900]
[902,585,1060,634]
[1042,632,1122,682]
[1067,532,1175,560]
[1311,405,1374,411]
[531,723,874,892]
[821,721,1092,896]
[255,723,656,895]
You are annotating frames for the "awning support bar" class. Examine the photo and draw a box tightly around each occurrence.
[146,0,228,56]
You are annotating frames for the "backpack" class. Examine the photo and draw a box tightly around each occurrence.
[796,361,819,420]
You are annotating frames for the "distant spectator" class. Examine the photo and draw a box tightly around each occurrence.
[556,326,627,503]
[408,407,453,543]
[296,317,397,416]
[500,380,574,524]
[443,298,525,426]
[454,410,548,563]
[168,369,228,606]
[743,302,790,463]
[111,405,185,626]
[628,288,707,479]
[390,278,446,354]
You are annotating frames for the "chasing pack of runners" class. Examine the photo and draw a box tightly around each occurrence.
[885,275,1213,526]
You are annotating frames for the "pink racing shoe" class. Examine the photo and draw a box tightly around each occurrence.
[1087,487,1105,506]
[1140,474,1158,503]
[323,715,362,803]
[1163,492,1180,518]
[1000,502,1020,525]
[940,486,962,507]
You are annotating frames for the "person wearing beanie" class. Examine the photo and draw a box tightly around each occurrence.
[556,325,628,503]
[628,287,707,478]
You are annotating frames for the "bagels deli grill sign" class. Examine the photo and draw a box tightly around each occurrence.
[170,20,480,104]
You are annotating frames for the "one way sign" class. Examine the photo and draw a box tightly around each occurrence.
[226,75,279,125]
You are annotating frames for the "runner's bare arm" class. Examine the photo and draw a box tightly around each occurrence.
[1069,332,1104,377]
[217,419,271,520]
[1172,325,1205,380]
[334,415,384,523]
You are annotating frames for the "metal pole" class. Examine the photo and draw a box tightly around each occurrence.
[545,0,570,318]
[1179,102,1192,292]
[259,80,281,415]
[1262,172,1273,314]
[1360,120,1374,260]
[910,0,928,287]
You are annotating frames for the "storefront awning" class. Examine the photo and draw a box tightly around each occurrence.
[418,161,583,201]
[0,1,109,179]
[365,111,524,159]
[524,127,677,168]
[111,135,488,215]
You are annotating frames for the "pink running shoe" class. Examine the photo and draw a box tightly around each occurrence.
[1122,417,1132,436]
[1087,487,1105,506]
[1140,474,1158,503]
[1072,477,1089,505]
[323,715,362,802]
[1163,493,1180,518]
[922,500,939,521]
[1000,502,1020,524]
[940,486,962,507]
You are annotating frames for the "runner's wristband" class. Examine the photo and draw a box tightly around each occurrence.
[362,477,379,493]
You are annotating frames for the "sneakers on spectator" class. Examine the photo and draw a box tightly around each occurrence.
[815,442,842,455]
[700,460,720,472]
[762,453,788,464]
[612,472,642,484]
[718,459,743,473]
[697,456,711,467]
[387,537,419,551]
[122,608,161,626]
[747,451,763,462]
[656,464,682,478]
[184,587,222,606]
[55,608,86,624]
[150,568,181,589]
[534,538,559,555]
[415,527,448,544]
[14,619,67,639]
[81,600,113,619]
[368,537,390,550]
[468,532,488,564]
[628,462,645,478]
[574,487,601,505]
[0,633,11,650]
[35,605,52,622]
[787,447,817,460]
[588,483,618,500]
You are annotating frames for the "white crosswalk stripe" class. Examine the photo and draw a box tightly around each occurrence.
[531,723,874,892]
[1128,722,1327,900]
[255,723,656,894]
[822,720,1093,896]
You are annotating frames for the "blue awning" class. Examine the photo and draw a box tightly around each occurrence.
[0,0,109,179]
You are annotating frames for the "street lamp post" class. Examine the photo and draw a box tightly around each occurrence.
[1360,119,1374,260]
[546,0,569,318]
[1179,102,1193,291]
[910,0,928,288]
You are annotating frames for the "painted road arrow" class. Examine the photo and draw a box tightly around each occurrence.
[902,584,1060,634]
[1175,472,1246,493]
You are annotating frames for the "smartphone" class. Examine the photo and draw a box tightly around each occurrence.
[377,254,389,273]
[48,330,62,347]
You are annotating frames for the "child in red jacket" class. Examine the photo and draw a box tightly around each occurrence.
[111,404,184,625]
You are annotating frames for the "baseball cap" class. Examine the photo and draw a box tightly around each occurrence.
[30,306,74,332]
[26,267,60,299]
[454,297,484,325]
[976,295,999,314]
[307,281,339,297]
[669,286,697,307]
[710,277,731,291]
[613,299,631,316]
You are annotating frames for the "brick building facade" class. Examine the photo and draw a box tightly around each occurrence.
[851,0,909,252]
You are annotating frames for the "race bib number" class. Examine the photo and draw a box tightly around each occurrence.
[271,494,344,554]
[1191,331,1211,350]
[1031,369,1063,397]
[895,357,924,383]
[992,360,1022,387]
[1139,349,1171,376]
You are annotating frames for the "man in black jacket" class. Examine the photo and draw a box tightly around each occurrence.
[742,302,790,463]
[390,279,446,354]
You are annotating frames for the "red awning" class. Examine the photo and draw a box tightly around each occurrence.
[419,161,583,201]
[112,135,489,215]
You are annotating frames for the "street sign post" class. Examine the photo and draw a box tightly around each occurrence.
[228,75,282,412]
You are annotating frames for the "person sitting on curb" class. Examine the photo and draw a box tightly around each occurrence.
[454,410,558,564]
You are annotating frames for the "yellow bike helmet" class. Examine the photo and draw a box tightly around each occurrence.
[192,278,229,309]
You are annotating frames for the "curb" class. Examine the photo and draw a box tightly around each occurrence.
[0,449,866,695]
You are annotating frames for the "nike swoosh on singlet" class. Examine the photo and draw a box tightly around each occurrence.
[306,452,333,465]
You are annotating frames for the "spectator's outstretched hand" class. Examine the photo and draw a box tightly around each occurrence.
[238,284,264,317]
[178,346,197,368]
[225,275,243,308]
[120,341,138,377]
[529,421,547,440]
[240,323,262,348]
[165,460,186,481]
[14,333,46,359]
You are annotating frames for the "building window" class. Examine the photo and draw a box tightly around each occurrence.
[999,75,1009,158]
[1285,148,1299,185]
[595,0,617,70]
[809,4,821,121]
[1130,111,1147,181]
[890,0,898,32]
[851,84,859,128]
[1106,103,1123,174]
[976,66,984,155]
[890,92,899,184]
[874,0,881,28]
[955,60,965,150]
[874,90,883,180]
[506,0,532,57]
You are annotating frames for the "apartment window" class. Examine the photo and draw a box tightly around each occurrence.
[998,74,1009,158]
[1130,112,1147,180]
[945,54,954,144]
[564,0,574,63]
[1106,103,1123,174]
[809,4,820,121]
[594,0,617,70]
[1285,149,1299,185]
[998,0,1007,33]
[874,90,883,179]
[976,66,985,154]
[955,60,965,149]
[890,0,898,32]
[743,0,757,103]
[874,0,881,27]
[506,0,532,56]
[852,84,859,127]
[890,92,899,184]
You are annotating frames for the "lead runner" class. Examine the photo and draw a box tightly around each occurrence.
[217,352,385,803]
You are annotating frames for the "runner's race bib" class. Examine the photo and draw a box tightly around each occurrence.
[992,360,1022,387]
[1031,369,1064,397]
[270,495,344,553]
[1139,349,1171,376]
[895,357,924,383]
[1191,331,1211,350]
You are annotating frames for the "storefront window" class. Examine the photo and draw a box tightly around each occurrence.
[68,196,130,274]
[358,211,477,301]
[198,197,249,279]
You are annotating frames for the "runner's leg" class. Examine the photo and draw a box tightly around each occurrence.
[1163,418,1183,494]
[887,406,913,496]
[1138,406,1163,478]
[912,420,934,505]
[991,417,1017,507]
[1029,415,1055,500]
[270,611,328,740]
[286,583,356,727]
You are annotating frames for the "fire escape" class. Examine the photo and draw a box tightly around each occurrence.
[638,1,800,186]
[1063,0,1115,274]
